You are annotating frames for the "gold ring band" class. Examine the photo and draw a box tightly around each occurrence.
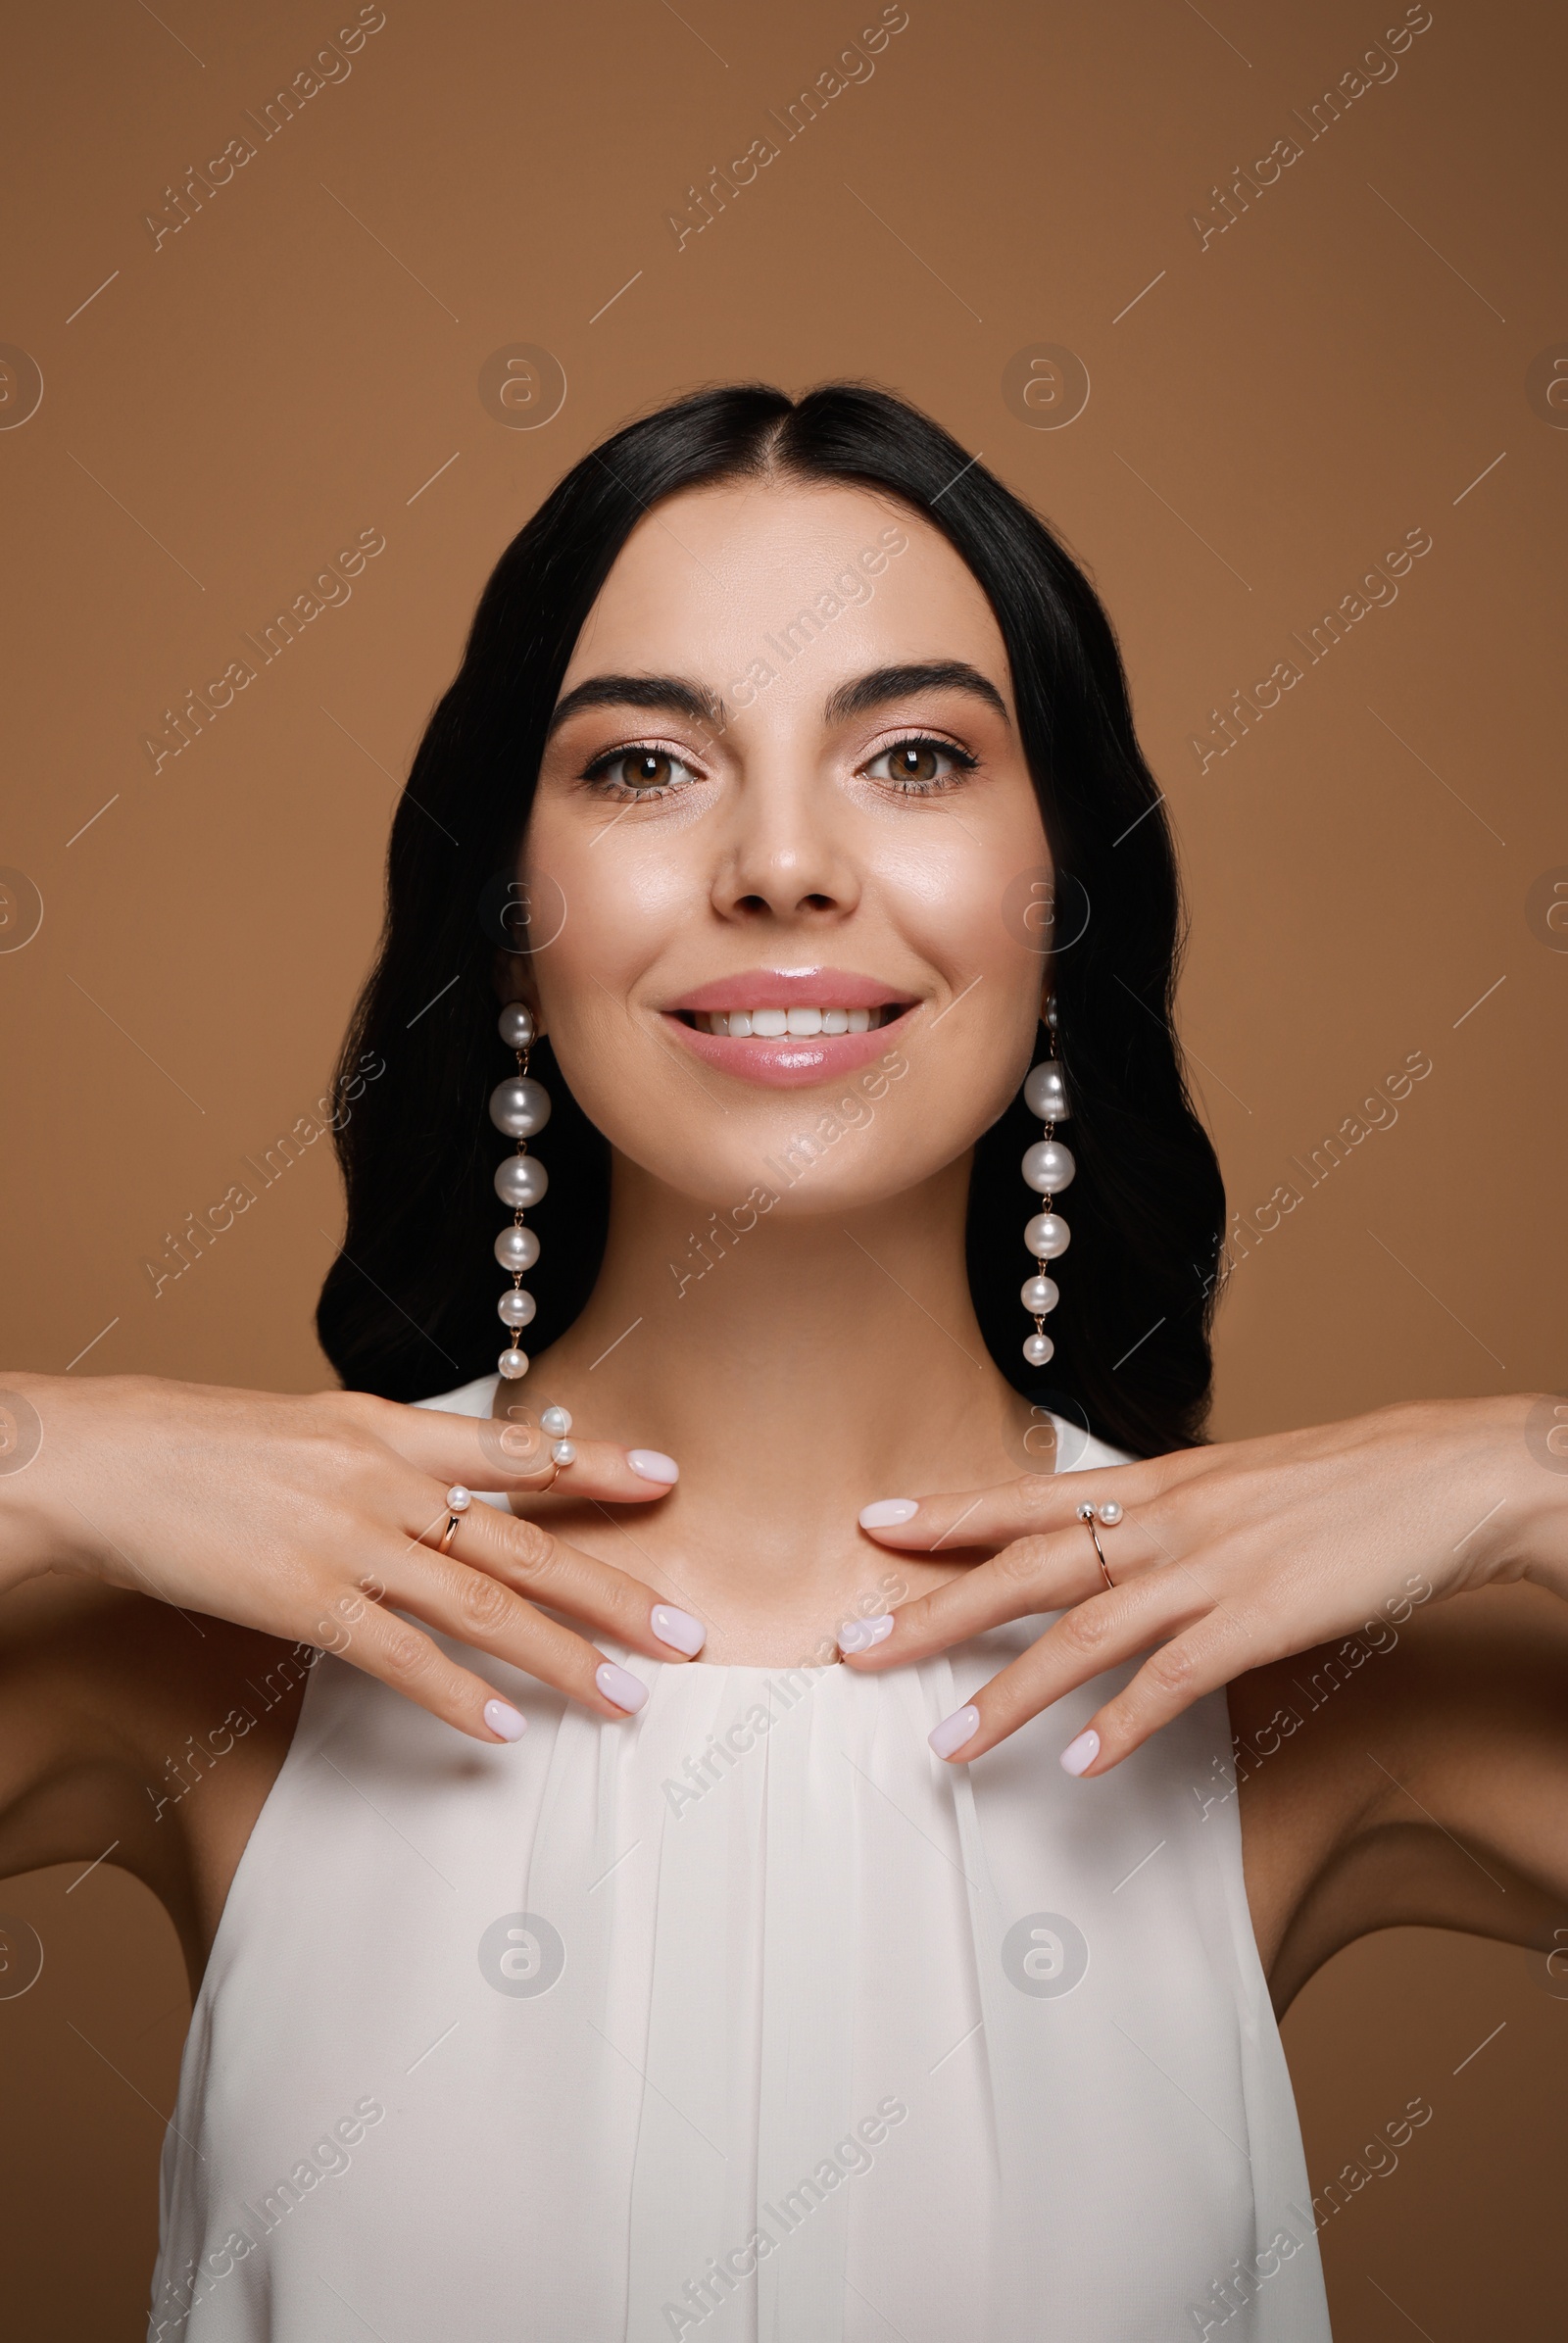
[1077,1503,1115,1590]
[439,1514,463,1552]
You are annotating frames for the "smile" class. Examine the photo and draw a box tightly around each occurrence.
[680,1003,902,1037]
[660,971,917,1089]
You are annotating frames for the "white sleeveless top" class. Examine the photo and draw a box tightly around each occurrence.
[150,1377,1331,2341]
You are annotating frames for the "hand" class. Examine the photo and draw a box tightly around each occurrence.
[843,1396,1568,1774]
[0,1373,704,1742]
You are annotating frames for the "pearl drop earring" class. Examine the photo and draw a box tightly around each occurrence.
[491,1003,551,1382]
[1019,993,1075,1368]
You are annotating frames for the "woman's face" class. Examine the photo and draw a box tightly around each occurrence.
[522,477,1052,1213]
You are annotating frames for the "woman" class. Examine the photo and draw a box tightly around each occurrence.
[2,382,1564,2342]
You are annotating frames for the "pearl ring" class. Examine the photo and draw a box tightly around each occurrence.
[1076,1498,1123,1590]
[439,1485,472,1552]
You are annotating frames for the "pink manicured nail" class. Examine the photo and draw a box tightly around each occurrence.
[651,1604,706,1657]
[859,1498,919,1529]
[928,1705,980,1760]
[837,1613,895,1655]
[1059,1729,1100,1777]
[483,1698,528,1742]
[596,1660,649,1714]
[628,1449,679,1484]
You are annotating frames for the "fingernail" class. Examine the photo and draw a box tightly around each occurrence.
[858,1498,919,1529]
[483,1698,528,1743]
[651,1603,706,1657]
[628,1449,679,1485]
[1059,1728,1101,1777]
[596,1660,649,1714]
[928,1705,980,1760]
[837,1613,895,1655]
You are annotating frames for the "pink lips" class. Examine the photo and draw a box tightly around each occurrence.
[661,967,917,1090]
[668,968,904,1013]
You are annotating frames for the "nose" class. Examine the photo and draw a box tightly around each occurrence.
[709,769,862,927]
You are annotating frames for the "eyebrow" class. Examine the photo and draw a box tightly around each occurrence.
[821,660,1010,729]
[546,674,725,740]
[547,659,1009,742]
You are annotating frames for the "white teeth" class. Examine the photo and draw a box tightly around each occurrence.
[696,1003,894,1037]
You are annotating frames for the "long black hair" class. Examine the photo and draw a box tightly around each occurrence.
[317,381,1225,1456]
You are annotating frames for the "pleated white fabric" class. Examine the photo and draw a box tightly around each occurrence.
[149,1377,1331,2342]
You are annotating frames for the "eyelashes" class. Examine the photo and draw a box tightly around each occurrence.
[577,732,979,805]
[578,743,704,801]
[859,736,978,795]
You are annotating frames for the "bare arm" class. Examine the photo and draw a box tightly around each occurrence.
[0,1572,305,1988]
[1234,1582,1568,2011]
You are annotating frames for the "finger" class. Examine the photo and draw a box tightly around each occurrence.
[924,1569,1215,1765]
[854,1461,1181,1553]
[839,1514,1170,1668]
[1051,1609,1263,1776]
[367,1527,660,1721]
[352,1391,680,1501]
[413,1490,707,1663]
[298,1558,542,1745]
[1064,1578,1393,1775]
[494,1438,683,1507]
[840,1528,1100,1664]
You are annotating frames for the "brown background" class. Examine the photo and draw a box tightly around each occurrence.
[2,0,1565,2332]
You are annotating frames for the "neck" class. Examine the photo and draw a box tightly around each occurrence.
[523,1154,1034,1650]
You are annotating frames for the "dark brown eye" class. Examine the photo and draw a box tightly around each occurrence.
[863,735,976,793]
[622,750,677,791]
[583,744,700,798]
[890,741,943,783]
